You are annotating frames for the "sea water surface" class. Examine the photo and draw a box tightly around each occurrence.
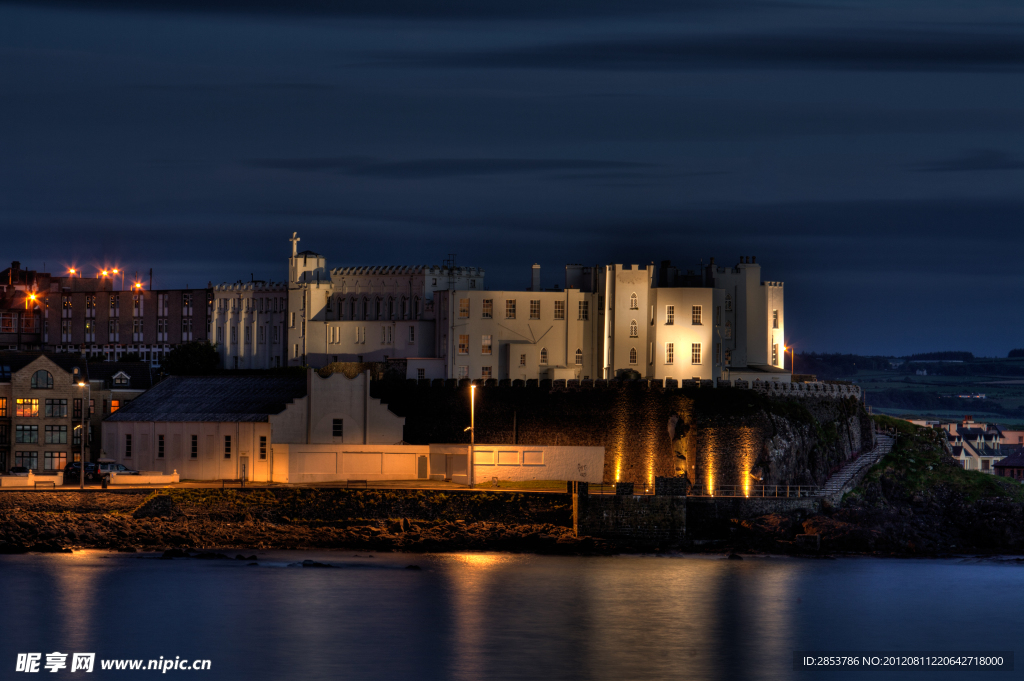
[0,552,1020,680]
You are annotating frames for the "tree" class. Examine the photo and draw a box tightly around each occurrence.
[161,341,220,376]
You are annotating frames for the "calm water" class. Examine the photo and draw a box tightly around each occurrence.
[0,552,1020,680]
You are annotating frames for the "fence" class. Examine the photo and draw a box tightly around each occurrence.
[687,484,819,498]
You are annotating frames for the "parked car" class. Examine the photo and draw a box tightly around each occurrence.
[8,466,30,477]
[63,460,138,483]
[63,461,95,482]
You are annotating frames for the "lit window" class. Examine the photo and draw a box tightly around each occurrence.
[110,400,120,414]
[459,299,470,319]
[481,335,492,355]
[629,347,637,365]
[630,293,638,310]
[554,300,565,320]
[666,343,675,365]
[16,399,39,418]
[665,306,674,325]
[691,305,702,325]
[482,366,492,379]
[482,299,493,319]
[692,343,702,365]
[458,335,469,354]
[505,300,516,319]
[629,320,638,338]
[530,300,540,319]
[772,344,779,366]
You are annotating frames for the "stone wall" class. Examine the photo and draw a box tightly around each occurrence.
[685,496,820,539]
[375,380,873,489]
[573,493,686,547]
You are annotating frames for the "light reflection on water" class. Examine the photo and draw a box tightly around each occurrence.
[0,552,1020,681]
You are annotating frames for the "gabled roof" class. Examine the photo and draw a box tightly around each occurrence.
[994,449,1024,469]
[106,375,306,423]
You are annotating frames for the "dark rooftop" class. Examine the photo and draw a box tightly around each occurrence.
[106,375,306,423]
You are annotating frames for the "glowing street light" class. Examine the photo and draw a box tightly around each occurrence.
[785,344,795,376]
[72,368,90,490]
[463,384,476,487]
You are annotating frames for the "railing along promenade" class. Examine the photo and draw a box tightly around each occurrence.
[687,484,820,498]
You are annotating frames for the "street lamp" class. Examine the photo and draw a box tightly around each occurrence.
[463,384,476,487]
[112,268,123,291]
[785,345,795,377]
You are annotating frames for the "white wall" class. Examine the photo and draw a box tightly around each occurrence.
[472,445,604,483]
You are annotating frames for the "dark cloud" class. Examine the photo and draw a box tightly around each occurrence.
[405,30,1024,72]
[913,149,1024,172]
[247,157,658,179]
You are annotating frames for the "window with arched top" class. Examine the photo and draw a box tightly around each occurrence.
[724,321,732,339]
[388,297,394,319]
[629,347,637,365]
[375,298,382,319]
[575,349,583,365]
[31,370,53,389]
[414,297,421,319]
[540,348,548,365]
[724,294,733,312]
[337,297,343,319]
[629,320,638,338]
[630,292,638,310]
[401,297,408,320]
[362,298,370,320]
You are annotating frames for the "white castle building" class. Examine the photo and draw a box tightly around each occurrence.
[213,235,788,383]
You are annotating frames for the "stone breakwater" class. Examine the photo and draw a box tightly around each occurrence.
[0,489,618,555]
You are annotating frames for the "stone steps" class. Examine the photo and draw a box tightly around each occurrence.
[821,434,894,494]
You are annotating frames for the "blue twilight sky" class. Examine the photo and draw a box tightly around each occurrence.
[1,0,1022,356]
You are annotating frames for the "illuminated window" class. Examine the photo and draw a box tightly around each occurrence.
[16,399,39,418]
[0,397,6,417]
[459,299,470,319]
[110,400,120,414]
[506,299,516,319]
[482,299,493,319]
[530,300,540,319]
[665,306,674,325]
[666,343,675,365]
[691,305,702,325]
[630,293,638,310]
[692,343,702,365]
[458,335,469,355]
[43,451,67,471]
[481,335,492,355]
[554,300,565,320]
[482,366,492,379]
[772,344,779,366]
[629,347,637,365]
[629,320,638,338]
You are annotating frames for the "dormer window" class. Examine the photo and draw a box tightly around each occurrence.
[112,371,131,387]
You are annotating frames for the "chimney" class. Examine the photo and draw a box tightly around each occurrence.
[531,263,541,292]
[751,256,756,264]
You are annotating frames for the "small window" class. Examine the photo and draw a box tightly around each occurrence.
[519,354,526,367]
[110,399,120,414]
[629,347,637,365]
[691,305,702,325]
[540,348,548,365]
[482,366,492,379]
[772,343,779,366]
[773,309,779,329]
[630,292,638,310]
[481,335,492,355]
[332,419,343,438]
[692,343,702,365]
[224,435,232,459]
[458,335,469,355]
[530,300,540,320]
[191,435,198,459]
[409,326,416,343]
[665,306,674,325]
[125,433,133,458]
[505,299,516,319]
[554,300,565,320]
[724,321,732,339]
[666,343,675,365]
[578,301,589,321]
[417,368,426,380]
[457,365,469,379]
[459,298,470,319]
[575,348,583,365]
[157,434,165,458]
[629,320,638,338]
[31,370,54,389]
[482,299,493,318]
[724,294,732,312]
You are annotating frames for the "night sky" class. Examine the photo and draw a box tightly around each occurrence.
[2,0,1022,356]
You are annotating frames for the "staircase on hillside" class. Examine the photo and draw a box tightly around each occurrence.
[821,433,895,501]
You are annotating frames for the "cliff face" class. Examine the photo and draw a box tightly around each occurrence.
[375,381,873,488]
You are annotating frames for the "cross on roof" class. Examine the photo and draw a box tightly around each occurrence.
[290,232,300,256]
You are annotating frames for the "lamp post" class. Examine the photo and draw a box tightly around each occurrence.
[77,380,90,489]
[463,384,476,487]
[786,345,795,377]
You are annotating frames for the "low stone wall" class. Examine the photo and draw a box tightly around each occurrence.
[0,472,64,488]
[573,494,686,547]
[685,496,820,539]
[109,472,180,485]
